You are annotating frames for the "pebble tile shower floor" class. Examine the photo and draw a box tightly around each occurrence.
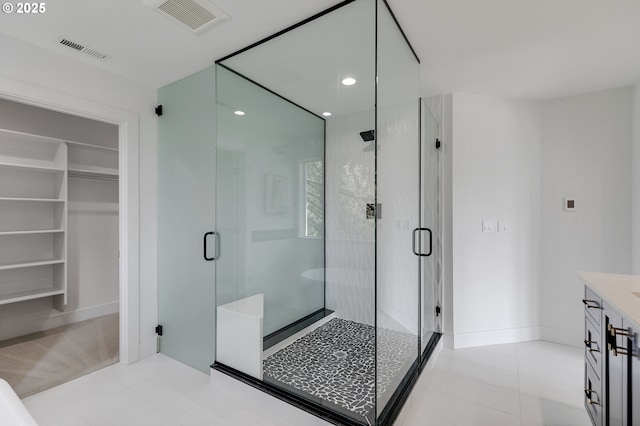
[262,318,416,421]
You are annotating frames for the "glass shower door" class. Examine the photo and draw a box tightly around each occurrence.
[157,67,217,373]
[420,102,442,353]
[375,0,421,419]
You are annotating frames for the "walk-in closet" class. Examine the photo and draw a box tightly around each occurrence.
[0,98,120,397]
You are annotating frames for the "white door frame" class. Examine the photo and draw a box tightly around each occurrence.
[0,75,141,364]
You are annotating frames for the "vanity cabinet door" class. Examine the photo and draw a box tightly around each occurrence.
[584,286,604,426]
[604,301,624,426]
[586,359,604,426]
[585,315,603,375]
[584,286,603,327]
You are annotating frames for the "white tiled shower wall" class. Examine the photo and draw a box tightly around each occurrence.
[325,110,376,326]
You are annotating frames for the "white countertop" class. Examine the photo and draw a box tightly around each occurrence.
[578,271,640,329]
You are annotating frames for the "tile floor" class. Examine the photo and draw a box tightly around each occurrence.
[22,340,591,426]
[398,341,591,426]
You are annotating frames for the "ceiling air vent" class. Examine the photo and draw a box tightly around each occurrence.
[58,38,109,60]
[144,0,229,33]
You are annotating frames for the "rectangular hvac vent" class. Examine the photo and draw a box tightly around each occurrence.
[58,38,109,61]
[60,38,84,51]
[82,48,108,60]
[159,0,214,30]
[144,0,229,33]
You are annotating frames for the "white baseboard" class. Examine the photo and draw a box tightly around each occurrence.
[0,301,118,341]
[540,326,582,348]
[443,332,455,348]
[450,326,541,348]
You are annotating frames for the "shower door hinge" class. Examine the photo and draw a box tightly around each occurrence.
[435,139,441,149]
[435,305,441,316]
[366,203,382,219]
[155,105,163,116]
[155,325,163,336]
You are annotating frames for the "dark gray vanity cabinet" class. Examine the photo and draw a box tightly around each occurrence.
[584,286,604,426]
[584,285,639,426]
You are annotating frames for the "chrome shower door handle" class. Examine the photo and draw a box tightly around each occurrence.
[203,231,217,261]
[412,228,432,257]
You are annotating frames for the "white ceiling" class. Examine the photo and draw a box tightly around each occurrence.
[1,0,639,100]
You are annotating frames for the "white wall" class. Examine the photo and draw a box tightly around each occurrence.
[450,93,542,348]
[68,178,119,312]
[0,34,158,359]
[633,84,640,275]
[541,87,633,346]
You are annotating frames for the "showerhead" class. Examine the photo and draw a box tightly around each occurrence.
[359,130,375,142]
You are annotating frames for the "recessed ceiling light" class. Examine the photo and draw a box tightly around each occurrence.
[342,77,356,86]
[322,112,332,117]
[234,110,245,116]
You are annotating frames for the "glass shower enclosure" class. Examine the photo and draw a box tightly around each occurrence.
[213,0,440,424]
[157,1,441,425]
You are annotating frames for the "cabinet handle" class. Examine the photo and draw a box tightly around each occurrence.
[584,388,601,406]
[607,324,633,357]
[582,299,602,310]
[608,342,630,357]
[583,339,599,353]
[608,323,633,337]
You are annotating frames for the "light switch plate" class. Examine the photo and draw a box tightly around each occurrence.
[564,198,576,211]
[482,220,497,233]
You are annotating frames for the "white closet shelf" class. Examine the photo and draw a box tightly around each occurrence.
[68,166,118,179]
[0,127,66,145]
[0,259,65,271]
[0,126,68,311]
[0,127,117,152]
[0,162,65,173]
[65,140,118,152]
[0,229,65,235]
[0,287,65,305]
[0,197,65,202]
